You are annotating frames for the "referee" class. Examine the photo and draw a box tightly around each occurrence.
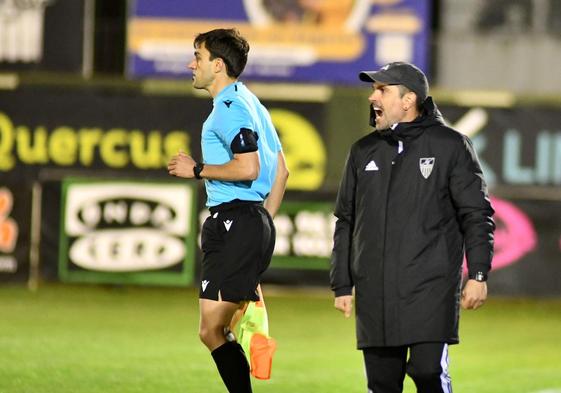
[167,28,288,393]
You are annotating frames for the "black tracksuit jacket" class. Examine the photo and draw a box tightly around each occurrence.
[330,98,495,348]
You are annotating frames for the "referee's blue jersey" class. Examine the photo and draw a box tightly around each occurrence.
[201,81,282,207]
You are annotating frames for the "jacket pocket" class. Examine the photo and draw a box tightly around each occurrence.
[398,234,449,299]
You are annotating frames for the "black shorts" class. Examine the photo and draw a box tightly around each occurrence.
[199,200,275,303]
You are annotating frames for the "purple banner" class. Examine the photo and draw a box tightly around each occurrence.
[127,0,431,83]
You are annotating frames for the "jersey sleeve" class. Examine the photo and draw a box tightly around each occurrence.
[214,99,255,147]
[262,109,282,152]
[272,126,282,152]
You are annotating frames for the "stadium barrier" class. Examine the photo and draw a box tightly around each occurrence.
[1,84,560,295]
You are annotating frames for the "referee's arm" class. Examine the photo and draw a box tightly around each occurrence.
[200,125,261,181]
[199,152,259,181]
[167,150,259,181]
[264,151,289,217]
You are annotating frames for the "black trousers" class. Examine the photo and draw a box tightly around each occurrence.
[363,343,452,393]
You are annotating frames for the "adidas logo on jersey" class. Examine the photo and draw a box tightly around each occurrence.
[365,160,379,171]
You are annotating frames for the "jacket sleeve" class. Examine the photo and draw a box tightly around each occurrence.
[449,135,495,276]
[330,148,357,296]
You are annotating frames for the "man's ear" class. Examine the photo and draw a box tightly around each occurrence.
[403,92,416,110]
[405,92,416,105]
[213,57,226,74]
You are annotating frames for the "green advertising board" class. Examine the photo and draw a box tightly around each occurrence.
[269,201,335,270]
[59,178,197,286]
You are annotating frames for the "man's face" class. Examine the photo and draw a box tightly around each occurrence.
[368,82,408,130]
[188,42,216,90]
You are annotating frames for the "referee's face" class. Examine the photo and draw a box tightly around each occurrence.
[189,43,215,91]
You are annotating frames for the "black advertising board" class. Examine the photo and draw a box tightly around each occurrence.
[435,104,561,294]
[488,198,561,296]
[0,85,328,285]
[0,87,328,189]
[260,196,561,296]
[0,87,207,179]
[1,84,560,294]
[439,105,561,189]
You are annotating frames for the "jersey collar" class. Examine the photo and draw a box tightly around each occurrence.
[214,81,242,104]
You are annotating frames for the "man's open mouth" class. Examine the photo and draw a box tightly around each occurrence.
[373,106,383,118]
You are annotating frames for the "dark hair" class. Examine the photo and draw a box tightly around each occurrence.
[194,28,250,78]
[397,85,424,112]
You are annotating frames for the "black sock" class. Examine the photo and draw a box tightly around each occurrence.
[211,341,252,393]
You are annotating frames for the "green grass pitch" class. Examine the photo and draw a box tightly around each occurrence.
[1,284,561,393]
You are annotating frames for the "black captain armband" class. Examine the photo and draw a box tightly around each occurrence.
[230,128,259,154]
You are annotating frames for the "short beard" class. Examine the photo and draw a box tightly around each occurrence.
[370,106,390,131]
[374,120,391,132]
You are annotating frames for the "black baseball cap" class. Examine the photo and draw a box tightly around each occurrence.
[359,62,429,103]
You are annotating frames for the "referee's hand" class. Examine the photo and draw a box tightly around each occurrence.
[334,295,353,318]
[461,280,487,310]
[168,150,196,178]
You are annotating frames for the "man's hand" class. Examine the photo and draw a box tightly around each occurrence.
[461,280,487,310]
[168,151,196,178]
[263,151,289,218]
[334,295,353,318]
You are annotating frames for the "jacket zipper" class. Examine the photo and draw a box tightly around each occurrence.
[381,141,404,345]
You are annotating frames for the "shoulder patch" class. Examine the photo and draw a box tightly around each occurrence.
[223,100,233,108]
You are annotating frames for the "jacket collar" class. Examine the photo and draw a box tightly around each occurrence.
[376,97,444,142]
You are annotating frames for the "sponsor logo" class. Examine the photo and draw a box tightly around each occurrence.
[223,100,233,108]
[0,112,189,172]
[0,256,17,273]
[462,196,537,273]
[419,157,435,179]
[365,160,379,171]
[486,196,536,270]
[198,203,337,262]
[269,109,326,191]
[270,203,335,259]
[201,280,209,292]
[0,188,18,254]
[223,220,233,231]
[63,182,192,273]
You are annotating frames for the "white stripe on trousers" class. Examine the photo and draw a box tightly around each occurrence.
[364,361,373,393]
[440,344,453,393]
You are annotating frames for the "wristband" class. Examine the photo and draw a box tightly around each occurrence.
[193,162,205,179]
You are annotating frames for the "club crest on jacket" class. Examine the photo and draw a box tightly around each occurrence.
[419,157,435,179]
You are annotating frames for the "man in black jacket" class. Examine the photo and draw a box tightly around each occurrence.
[330,62,495,393]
